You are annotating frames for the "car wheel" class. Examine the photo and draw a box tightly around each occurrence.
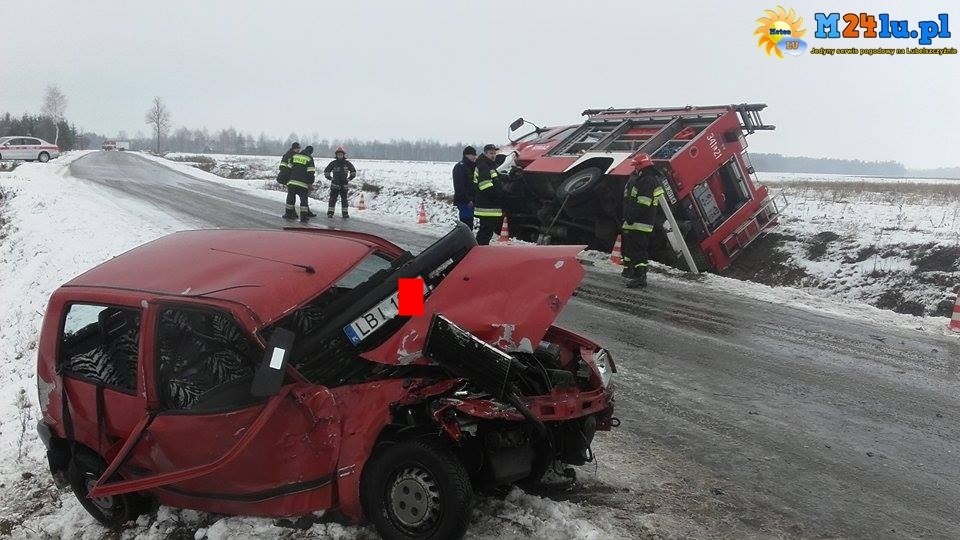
[68,448,149,528]
[38,152,50,163]
[556,167,603,202]
[362,440,473,540]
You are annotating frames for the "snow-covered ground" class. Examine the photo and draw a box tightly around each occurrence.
[0,153,625,540]
[163,153,960,320]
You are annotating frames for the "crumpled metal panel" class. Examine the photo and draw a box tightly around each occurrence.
[361,244,585,365]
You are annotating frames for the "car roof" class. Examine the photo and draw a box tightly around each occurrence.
[64,229,388,323]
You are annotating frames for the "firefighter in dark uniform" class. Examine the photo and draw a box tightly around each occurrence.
[276,141,300,185]
[284,145,316,222]
[473,144,504,245]
[452,146,478,228]
[324,145,357,218]
[621,153,665,288]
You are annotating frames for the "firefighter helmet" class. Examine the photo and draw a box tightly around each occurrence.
[631,153,654,170]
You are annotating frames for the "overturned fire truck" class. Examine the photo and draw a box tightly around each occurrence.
[496,104,781,272]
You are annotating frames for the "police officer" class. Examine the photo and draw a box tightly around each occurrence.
[473,144,504,245]
[284,145,316,222]
[276,141,300,185]
[621,153,665,288]
[452,146,478,228]
[324,145,357,218]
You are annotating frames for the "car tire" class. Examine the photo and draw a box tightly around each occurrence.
[67,448,149,528]
[361,440,473,540]
[555,167,603,202]
[38,152,50,163]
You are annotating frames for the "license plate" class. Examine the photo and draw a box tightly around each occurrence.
[343,282,427,345]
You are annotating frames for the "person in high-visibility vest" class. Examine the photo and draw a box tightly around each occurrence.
[472,144,504,245]
[621,153,665,288]
[284,145,316,222]
[276,141,300,186]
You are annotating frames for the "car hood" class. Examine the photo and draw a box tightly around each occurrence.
[361,244,585,365]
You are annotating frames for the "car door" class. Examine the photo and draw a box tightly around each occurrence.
[3,138,24,159]
[57,301,148,458]
[91,301,343,515]
[25,137,43,159]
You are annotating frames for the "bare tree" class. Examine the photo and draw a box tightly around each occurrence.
[41,85,68,144]
[144,96,171,154]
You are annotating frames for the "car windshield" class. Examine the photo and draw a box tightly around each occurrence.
[267,226,475,387]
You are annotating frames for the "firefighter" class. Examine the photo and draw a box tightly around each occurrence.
[452,146,478,228]
[284,145,316,222]
[276,141,300,185]
[473,144,504,245]
[324,145,357,218]
[621,153,665,288]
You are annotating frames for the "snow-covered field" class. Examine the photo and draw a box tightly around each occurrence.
[165,153,960,319]
[750,173,960,317]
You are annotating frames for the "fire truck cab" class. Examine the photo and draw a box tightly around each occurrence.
[497,104,780,272]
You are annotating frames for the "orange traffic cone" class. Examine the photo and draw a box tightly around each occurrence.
[417,201,428,224]
[498,216,510,243]
[610,234,623,265]
[357,192,367,211]
[950,295,960,333]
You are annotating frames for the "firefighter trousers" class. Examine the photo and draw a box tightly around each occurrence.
[328,184,349,214]
[285,186,309,214]
[621,229,652,270]
[476,215,504,246]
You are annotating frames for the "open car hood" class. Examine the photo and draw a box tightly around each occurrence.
[361,244,585,365]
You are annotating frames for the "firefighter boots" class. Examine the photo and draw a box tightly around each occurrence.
[626,267,648,288]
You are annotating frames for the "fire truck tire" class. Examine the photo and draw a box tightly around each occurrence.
[361,439,474,540]
[67,448,151,528]
[680,246,710,272]
[556,167,603,201]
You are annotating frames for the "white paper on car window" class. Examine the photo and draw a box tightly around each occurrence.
[269,348,286,369]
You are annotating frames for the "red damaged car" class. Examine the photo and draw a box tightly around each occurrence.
[36,225,616,539]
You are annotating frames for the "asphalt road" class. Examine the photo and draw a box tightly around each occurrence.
[72,151,960,539]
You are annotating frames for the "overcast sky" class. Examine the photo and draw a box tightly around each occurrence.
[2,1,957,167]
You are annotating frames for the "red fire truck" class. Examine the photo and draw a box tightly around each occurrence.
[497,104,781,272]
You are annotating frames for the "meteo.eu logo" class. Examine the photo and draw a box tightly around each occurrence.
[755,6,808,58]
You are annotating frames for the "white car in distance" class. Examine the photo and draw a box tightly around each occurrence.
[0,136,60,162]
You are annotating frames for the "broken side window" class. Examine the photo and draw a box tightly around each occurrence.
[59,303,141,393]
[156,306,262,411]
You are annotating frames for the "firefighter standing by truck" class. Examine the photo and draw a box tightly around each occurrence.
[324,146,357,218]
[276,141,300,185]
[452,146,478,228]
[473,144,504,245]
[621,153,665,288]
[283,145,316,223]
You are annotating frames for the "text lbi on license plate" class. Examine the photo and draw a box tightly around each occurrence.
[343,283,426,345]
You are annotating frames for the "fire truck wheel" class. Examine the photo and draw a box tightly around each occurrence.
[362,440,474,540]
[556,167,603,201]
[67,448,149,528]
[680,246,710,272]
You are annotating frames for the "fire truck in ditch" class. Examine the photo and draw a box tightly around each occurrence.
[496,104,781,272]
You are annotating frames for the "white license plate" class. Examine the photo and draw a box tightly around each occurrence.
[343,291,400,345]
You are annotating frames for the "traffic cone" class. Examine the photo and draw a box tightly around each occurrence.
[498,216,510,243]
[610,234,623,265]
[950,295,960,333]
[417,201,428,224]
[357,192,367,211]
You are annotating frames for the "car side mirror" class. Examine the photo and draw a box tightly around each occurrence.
[251,327,295,397]
[509,117,525,131]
